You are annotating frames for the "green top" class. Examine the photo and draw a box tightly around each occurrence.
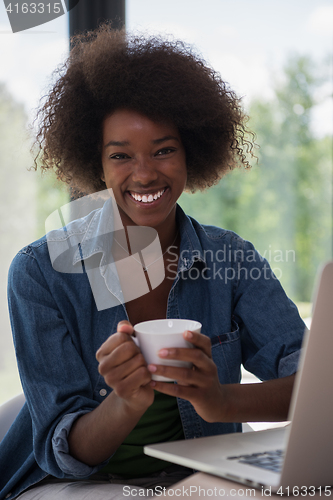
[99,390,184,477]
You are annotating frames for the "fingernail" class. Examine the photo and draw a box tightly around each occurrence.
[185,330,193,339]
[148,364,157,372]
[158,349,169,357]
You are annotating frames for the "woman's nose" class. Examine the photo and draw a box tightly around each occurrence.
[131,157,158,185]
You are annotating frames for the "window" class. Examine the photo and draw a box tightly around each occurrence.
[0,8,68,404]
[0,0,332,404]
[127,0,333,308]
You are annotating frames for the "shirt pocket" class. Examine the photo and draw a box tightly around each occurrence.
[210,321,241,384]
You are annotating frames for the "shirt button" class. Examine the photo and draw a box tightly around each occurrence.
[99,388,107,397]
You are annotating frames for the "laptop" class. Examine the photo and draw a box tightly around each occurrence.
[144,261,333,492]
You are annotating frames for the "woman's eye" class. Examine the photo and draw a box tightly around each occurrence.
[156,147,175,156]
[109,153,129,160]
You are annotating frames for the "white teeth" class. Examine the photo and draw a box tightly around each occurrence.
[130,189,165,203]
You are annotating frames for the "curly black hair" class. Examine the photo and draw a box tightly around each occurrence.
[34,24,255,193]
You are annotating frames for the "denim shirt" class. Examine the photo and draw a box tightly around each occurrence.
[0,205,305,500]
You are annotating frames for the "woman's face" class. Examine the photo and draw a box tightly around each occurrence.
[101,109,187,232]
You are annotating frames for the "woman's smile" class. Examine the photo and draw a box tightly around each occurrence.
[128,188,166,204]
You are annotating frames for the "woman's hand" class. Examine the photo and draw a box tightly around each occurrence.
[148,330,296,424]
[69,321,154,466]
[96,320,154,413]
[147,330,226,423]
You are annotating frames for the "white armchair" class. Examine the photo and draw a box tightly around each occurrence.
[0,393,25,442]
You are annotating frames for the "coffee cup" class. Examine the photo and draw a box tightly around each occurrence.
[133,318,202,382]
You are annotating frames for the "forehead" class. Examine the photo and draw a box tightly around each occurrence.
[102,109,181,142]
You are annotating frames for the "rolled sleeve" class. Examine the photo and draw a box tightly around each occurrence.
[52,411,108,477]
[278,349,301,378]
[8,249,107,478]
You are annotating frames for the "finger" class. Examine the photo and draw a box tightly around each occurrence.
[96,329,135,361]
[157,346,211,371]
[147,363,205,386]
[183,330,212,358]
[115,366,152,399]
[102,352,148,386]
[98,341,143,375]
[117,320,134,335]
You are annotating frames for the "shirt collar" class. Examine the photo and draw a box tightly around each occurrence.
[176,205,206,272]
[72,197,116,266]
[71,202,206,272]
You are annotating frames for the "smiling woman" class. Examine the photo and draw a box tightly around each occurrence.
[0,23,306,500]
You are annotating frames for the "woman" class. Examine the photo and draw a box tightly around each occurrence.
[0,25,305,499]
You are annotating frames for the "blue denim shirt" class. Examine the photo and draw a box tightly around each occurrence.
[0,205,305,500]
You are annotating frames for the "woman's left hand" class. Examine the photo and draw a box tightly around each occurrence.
[148,330,225,423]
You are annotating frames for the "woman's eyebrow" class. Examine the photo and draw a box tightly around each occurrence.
[104,140,130,149]
[104,136,179,149]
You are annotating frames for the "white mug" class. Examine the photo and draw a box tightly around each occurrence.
[133,319,202,382]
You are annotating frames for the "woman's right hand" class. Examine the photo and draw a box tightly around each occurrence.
[69,321,153,465]
[96,320,154,413]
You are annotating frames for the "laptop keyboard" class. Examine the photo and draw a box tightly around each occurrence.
[227,449,284,473]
